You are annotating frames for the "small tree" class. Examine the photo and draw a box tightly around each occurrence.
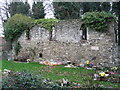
[4,14,35,42]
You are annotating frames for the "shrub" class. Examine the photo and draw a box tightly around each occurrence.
[4,14,35,42]
[81,11,116,32]
[2,71,42,89]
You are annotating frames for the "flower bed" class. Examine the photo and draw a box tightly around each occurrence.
[1,60,120,88]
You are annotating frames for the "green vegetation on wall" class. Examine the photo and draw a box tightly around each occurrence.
[35,19,59,41]
[35,19,59,31]
[14,42,22,55]
[81,11,116,32]
[4,11,115,43]
[4,14,59,43]
[4,14,35,42]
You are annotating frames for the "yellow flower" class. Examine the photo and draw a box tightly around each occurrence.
[99,72,105,77]
[86,61,90,64]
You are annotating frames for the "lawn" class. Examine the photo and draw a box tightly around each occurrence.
[1,60,119,88]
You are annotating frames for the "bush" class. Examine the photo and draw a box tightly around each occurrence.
[2,71,61,89]
[2,71,42,89]
[81,11,116,32]
[4,14,35,42]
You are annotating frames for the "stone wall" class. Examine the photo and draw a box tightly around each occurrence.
[0,37,10,60]
[15,19,115,65]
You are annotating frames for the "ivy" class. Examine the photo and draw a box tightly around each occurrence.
[4,14,35,42]
[4,15,59,43]
[35,19,60,31]
[14,42,22,56]
[81,11,116,32]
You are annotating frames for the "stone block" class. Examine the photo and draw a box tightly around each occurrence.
[91,46,99,50]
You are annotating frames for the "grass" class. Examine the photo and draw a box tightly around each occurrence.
[1,60,120,88]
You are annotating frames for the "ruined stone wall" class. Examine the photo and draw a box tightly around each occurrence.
[0,37,11,60]
[16,19,115,65]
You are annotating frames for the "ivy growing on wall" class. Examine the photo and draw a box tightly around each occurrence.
[35,19,60,41]
[81,11,116,32]
[4,14,35,42]
[35,19,59,31]
[4,15,59,43]
[14,42,22,55]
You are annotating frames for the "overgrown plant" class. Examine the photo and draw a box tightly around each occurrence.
[2,71,43,88]
[81,11,116,32]
[35,19,59,40]
[35,19,59,31]
[14,42,22,56]
[4,14,35,42]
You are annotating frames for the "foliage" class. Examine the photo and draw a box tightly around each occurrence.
[1,60,119,88]
[53,2,81,19]
[35,19,59,31]
[8,2,30,17]
[111,2,118,15]
[14,42,22,56]
[100,2,111,12]
[53,2,111,19]
[80,2,111,15]
[31,2,45,19]
[35,19,59,41]
[81,2,101,14]
[81,11,116,32]
[4,14,35,42]
[2,71,43,88]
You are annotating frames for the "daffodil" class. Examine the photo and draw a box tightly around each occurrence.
[86,60,90,64]
[99,72,106,77]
